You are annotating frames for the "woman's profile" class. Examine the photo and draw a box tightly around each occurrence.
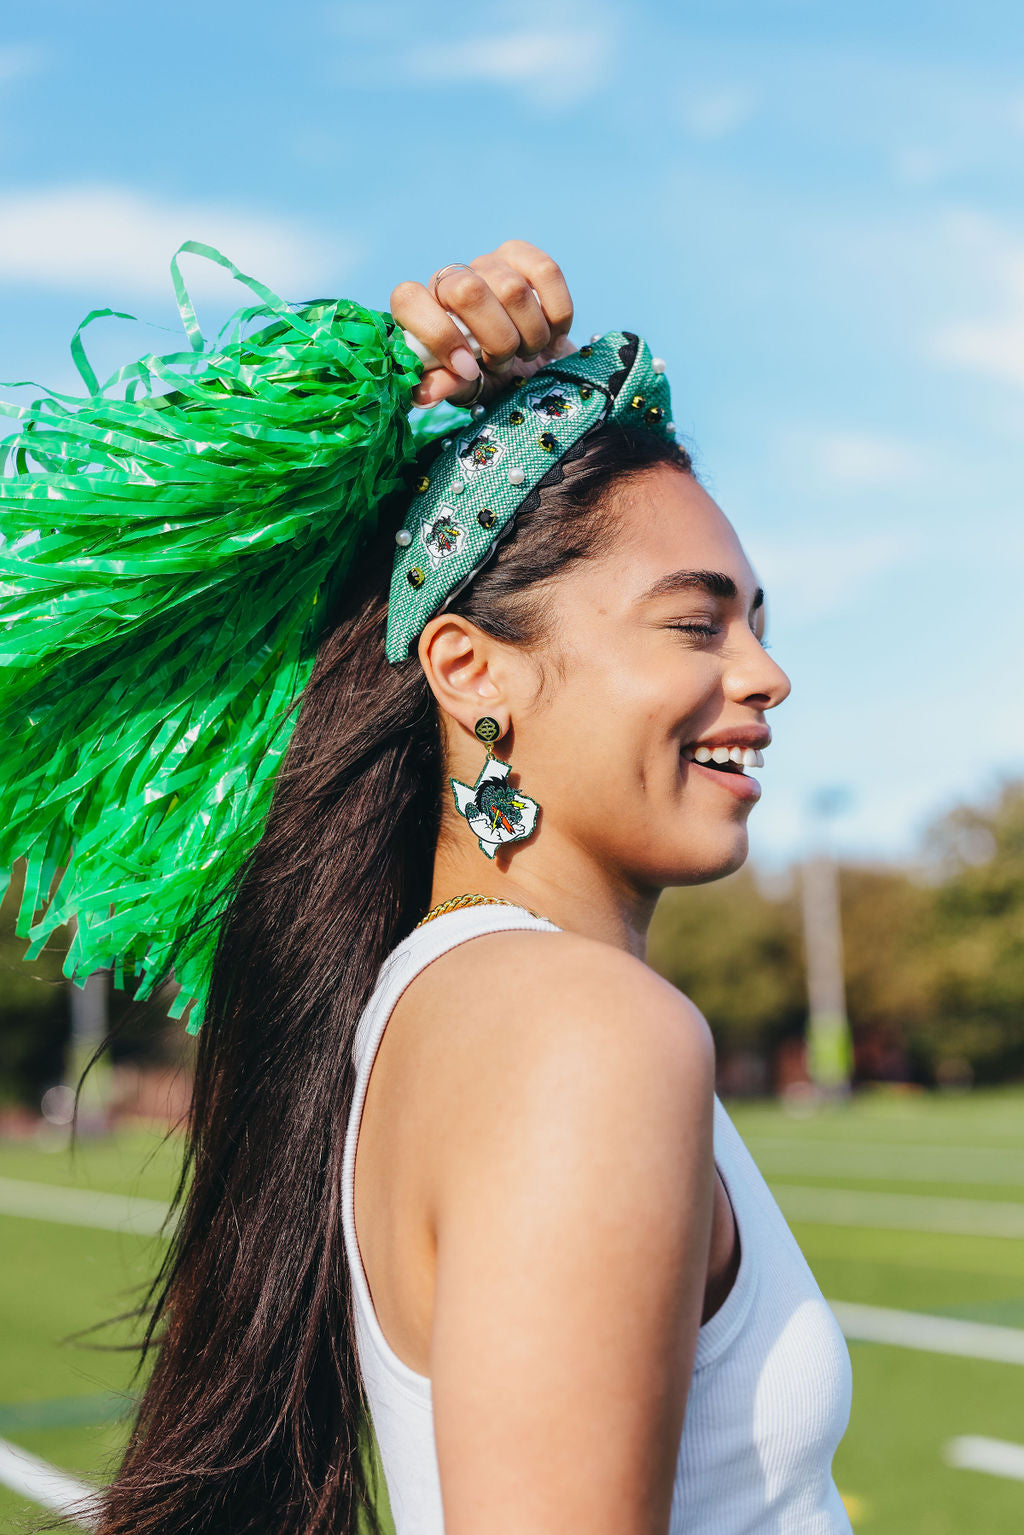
[1,239,853,1533]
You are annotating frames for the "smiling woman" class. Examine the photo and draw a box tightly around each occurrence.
[1,238,850,1535]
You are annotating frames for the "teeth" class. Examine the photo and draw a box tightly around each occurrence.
[686,744,765,769]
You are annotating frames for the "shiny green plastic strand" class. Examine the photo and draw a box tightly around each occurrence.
[0,242,422,1032]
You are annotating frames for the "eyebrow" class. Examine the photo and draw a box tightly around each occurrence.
[636,569,765,612]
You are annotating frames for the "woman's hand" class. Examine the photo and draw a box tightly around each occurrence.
[390,239,576,408]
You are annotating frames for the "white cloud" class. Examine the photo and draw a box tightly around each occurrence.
[324,0,618,109]
[677,87,757,142]
[813,430,928,487]
[773,426,929,489]
[936,314,1024,388]
[0,44,45,87]
[927,209,1024,389]
[0,184,347,301]
[402,23,614,109]
[891,145,947,188]
[743,529,917,626]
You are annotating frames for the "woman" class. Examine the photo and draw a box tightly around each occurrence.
[5,241,852,1534]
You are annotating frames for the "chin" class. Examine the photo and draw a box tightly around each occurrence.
[667,826,750,887]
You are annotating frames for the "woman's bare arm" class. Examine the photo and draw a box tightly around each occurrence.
[426,930,717,1535]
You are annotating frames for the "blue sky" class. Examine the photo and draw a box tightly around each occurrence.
[0,0,1021,869]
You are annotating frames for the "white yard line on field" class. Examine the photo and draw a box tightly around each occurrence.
[0,1437,99,1529]
[4,1172,1024,1241]
[832,1301,1024,1365]
[945,1436,1024,1480]
[774,1183,1024,1238]
[746,1138,1024,1188]
[0,1176,173,1236]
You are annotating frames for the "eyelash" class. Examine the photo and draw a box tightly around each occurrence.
[670,623,772,650]
[671,623,720,640]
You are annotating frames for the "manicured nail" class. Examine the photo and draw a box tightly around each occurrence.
[450,347,480,381]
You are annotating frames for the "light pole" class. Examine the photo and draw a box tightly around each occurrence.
[59,917,113,1135]
[800,787,853,1097]
[66,969,113,1133]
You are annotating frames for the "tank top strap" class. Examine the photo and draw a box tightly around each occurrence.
[352,903,563,1076]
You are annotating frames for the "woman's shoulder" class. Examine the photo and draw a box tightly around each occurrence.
[401,923,715,1148]
[420,926,718,1524]
[415,916,709,1024]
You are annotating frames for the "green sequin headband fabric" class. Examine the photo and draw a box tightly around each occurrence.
[385,333,674,663]
[0,246,673,1030]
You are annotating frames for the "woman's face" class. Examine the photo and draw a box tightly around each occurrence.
[521,462,792,891]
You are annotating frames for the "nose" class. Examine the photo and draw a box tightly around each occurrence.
[725,627,792,710]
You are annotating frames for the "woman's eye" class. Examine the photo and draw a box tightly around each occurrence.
[670,623,721,640]
[670,622,772,650]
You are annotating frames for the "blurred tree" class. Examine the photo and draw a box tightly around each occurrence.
[835,865,938,1081]
[0,859,186,1110]
[4,778,1021,1102]
[648,866,806,1064]
[0,866,69,1107]
[915,777,1024,1082]
[649,779,1024,1089]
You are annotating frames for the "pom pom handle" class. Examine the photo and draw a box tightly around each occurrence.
[402,316,481,372]
[401,285,540,371]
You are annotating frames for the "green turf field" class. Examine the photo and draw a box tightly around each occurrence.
[2,1088,1023,1532]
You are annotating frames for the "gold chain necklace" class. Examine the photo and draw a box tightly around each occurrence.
[415,892,549,927]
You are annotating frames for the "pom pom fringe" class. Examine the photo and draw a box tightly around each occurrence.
[0,241,421,1032]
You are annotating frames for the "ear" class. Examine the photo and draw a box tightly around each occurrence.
[417,614,506,732]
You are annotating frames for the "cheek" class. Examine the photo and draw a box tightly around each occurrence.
[531,657,646,789]
[538,638,714,781]
[561,646,644,721]
[599,643,680,714]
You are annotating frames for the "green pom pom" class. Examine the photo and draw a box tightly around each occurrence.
[0,242,422,1031]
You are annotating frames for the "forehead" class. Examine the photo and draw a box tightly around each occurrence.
[595,464,758,603]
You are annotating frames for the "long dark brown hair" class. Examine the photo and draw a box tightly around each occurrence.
[91,419,695,1534]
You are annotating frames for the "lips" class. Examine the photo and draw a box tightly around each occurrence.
[679,748,762,802]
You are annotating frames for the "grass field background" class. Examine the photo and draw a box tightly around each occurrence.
[2,1087,1023,1532]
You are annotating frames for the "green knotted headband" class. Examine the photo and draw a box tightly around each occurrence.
[385,332,674,663]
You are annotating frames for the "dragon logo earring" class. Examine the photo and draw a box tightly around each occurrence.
[449,717,541,860]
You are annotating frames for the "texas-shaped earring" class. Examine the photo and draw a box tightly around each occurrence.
[449,717,541,860]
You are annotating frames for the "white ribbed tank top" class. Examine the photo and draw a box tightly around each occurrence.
[341,905,853,1533]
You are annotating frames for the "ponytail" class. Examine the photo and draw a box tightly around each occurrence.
[93,422,694,1534]
[95,516,434,1534]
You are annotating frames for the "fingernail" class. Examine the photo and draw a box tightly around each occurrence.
[450,347,480,381]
